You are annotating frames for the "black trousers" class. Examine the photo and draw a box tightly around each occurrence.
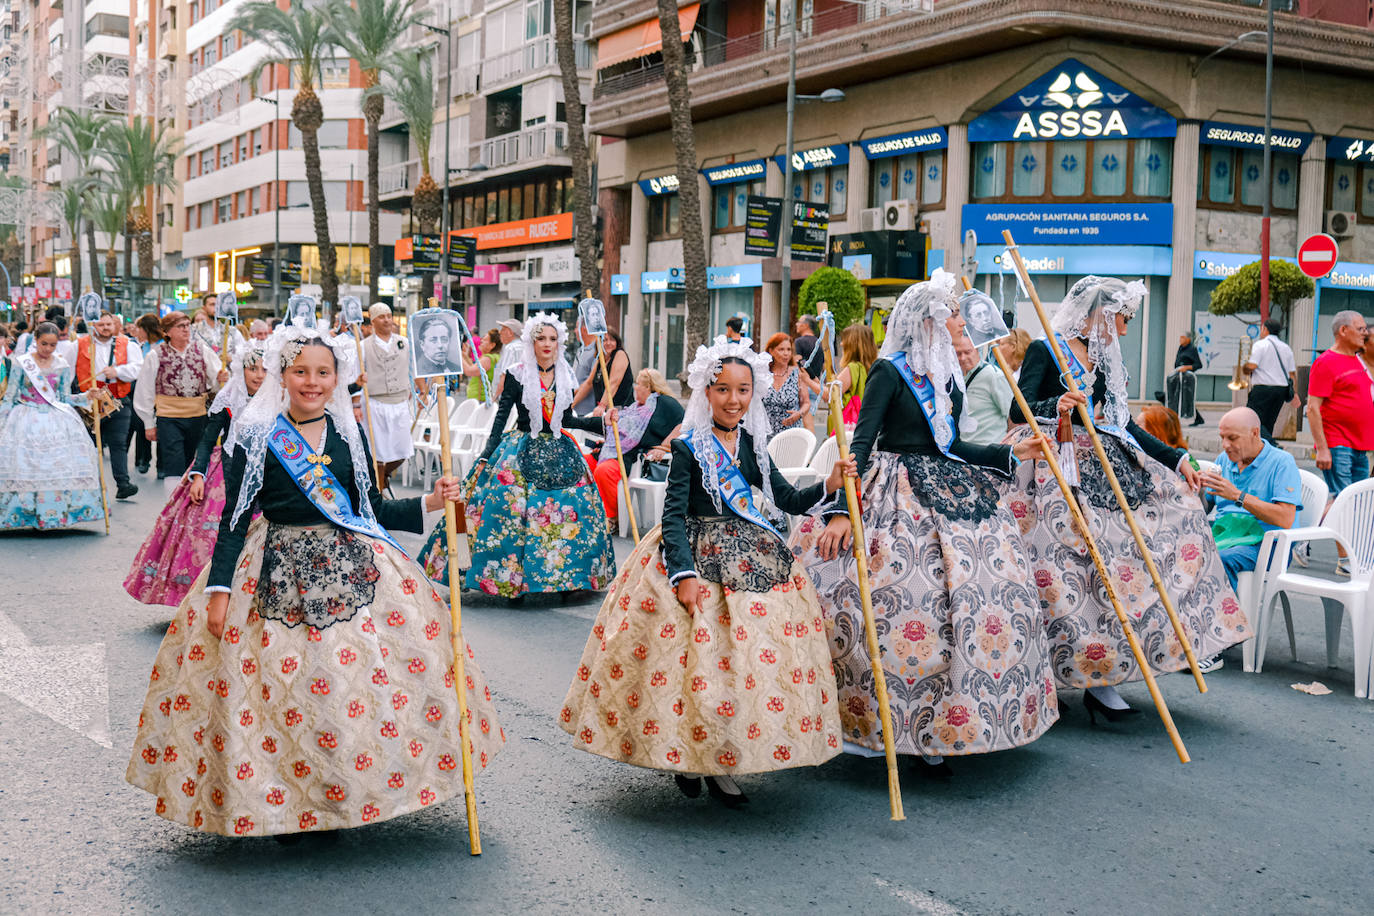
[156,415,208,479]
[1247,384,1289,443]
[1166,370,1197,420]
[90,398,133,486]
[128,383,152,470]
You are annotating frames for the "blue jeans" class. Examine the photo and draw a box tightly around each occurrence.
[1322,446,1370,497]
[1219,542,1263,592]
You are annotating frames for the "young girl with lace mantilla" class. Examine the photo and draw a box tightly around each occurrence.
[560,336,854,807]
[127,326,504,838]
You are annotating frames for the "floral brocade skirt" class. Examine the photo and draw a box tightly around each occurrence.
[1003,425,1249,689]
[560,520,842,775]
[123,450,228,607]
[790,451,1058,758]
[0,401,103,530]
[126,519,505,837]
[421,430,615,597]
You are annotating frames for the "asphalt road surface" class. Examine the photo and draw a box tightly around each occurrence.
[1,469,1370,915]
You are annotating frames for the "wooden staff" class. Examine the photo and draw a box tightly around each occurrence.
[817,303,904,820]
[959,276,1189,762]
[351,329,384,486]
[429,300,481,855]
[87,336,111,535]
[999,230,1207,693]
[587,290,639,543]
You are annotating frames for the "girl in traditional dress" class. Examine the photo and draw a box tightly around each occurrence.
[1006,276,1247,720]
[421,312,615,600]
[123,343,266,607]
[0,322,110,530]
[127,326,504,838]
[560,336,853,807]
[790,273,1058,777]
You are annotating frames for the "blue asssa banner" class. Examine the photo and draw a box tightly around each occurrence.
[962,203,1174,246]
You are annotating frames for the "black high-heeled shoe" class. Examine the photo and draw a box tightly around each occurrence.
[1083,691,1141,726]
[705,777,749,808]
[673,775,703,799]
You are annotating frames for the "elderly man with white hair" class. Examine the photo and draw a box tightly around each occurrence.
[358,302,415,490]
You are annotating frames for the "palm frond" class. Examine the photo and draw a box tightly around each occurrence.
[228,0,333,91]
[382,50,436,164]
[322,0,423,74]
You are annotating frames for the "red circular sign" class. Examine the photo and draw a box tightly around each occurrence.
[1297,233,1339,279]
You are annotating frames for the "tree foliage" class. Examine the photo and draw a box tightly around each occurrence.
[798,267,865,331]
[1209,259,1314,328]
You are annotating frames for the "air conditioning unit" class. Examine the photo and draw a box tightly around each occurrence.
[859,207,884,232]
[1325,210,1356,238]
[884,199,917,231]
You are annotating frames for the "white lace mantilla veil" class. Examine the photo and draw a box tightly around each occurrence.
[878,267,971,450]
[515,311,577,436]
[227,324,374,529]
[209,340,266,452]
[1049,275,1147,431]
[680,335,777,512]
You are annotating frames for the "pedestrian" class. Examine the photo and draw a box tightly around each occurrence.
[954,307,1013,447]
[133,311,228,492]
[1244,318,1298,442]
[762,332,808,437]
[561,335,852,807]
[590,368,683,527]
[126,325,504,838]
[248,319,271,342]
[123,343,266,608]
[1006,275,1248,712]
[358,303,415,491]
[791,273,1055,777]
[491,318,524,400]
[75,309,143,499]
[0,322,110,529]
[420,313,615,600]
[827,324,877,433]
[128,313,163,475]
[1167,331,1204,426]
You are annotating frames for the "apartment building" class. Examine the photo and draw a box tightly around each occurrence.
[590,0,1374,399]
[379,0,593,325]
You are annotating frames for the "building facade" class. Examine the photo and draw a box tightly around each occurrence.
[589,0,1374,397]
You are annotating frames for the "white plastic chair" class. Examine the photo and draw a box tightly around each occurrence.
[767,428,816,471]
[1251,477,1374,698]
[807,436,839,481]
[620,456,669,538]
[1238,469,1328,671]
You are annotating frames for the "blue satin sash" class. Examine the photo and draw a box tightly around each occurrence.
[885,352,962,462]
[1053,334,1137,448]
[683,435,784,541]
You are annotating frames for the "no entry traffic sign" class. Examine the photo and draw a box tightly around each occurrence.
[1297,233,1339,279]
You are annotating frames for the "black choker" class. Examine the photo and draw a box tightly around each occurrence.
[288,413,325,426]
[712,421,739,433]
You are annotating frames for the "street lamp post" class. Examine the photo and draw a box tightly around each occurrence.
[263,95,283,316]
[423,20,454,309]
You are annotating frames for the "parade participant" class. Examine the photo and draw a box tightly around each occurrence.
[591,368,684,526]
[359,303,415,491]
[133,311,227,491]
[126,325,504,838]
[129,313,163,475]
[76,309,143,499]
[1007,276,1247,712]
[249,319,271,342]
[0,322,110,530]
[955,333,1012,447]
[762,332,808,437]
[421,312,613,599]
[791,275,1056,774]
[191,293,243,356]
[561,335,851,806]
[123,344,266,607]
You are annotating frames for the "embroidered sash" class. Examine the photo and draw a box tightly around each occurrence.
[1053,334,1137,449]
[15,353,73,415]
[885,352,962,462]
[268,414,407,554]
[683,435,784,541]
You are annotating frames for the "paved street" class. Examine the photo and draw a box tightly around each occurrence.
[1,470,1370,915]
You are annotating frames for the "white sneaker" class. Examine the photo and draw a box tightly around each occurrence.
[1336,558,1351,577]
[1197,654,1224,674]
[1291,544,1310,568]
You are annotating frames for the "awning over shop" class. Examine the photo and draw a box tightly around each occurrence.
[595,3,701,69]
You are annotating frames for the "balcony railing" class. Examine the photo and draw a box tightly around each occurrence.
[474,123,567,170]
[482,36,592,89]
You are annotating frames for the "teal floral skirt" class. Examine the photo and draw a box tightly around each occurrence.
[420,430,615,597]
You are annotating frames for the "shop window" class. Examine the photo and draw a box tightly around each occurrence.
[869,152,944,209]
[1198,147,1298,214]
[713,179,765,232]
[972,139,1173,203]
[1326,162,1374,219]
[789,165,847,217]
[649,194,681,240]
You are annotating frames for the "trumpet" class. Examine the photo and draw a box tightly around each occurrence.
[1227,336,1251,391]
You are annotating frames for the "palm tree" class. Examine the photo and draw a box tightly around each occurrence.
[383,51,440,234]
[34,108,114,293]
[324,0,422,304]
[553,0,598,297]
[89,190,127,291]
[55,180,95,298]
[654,0,709,373]
[229,0,340,306]
[101,116,181,280]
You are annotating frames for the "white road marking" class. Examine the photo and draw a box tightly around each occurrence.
[874,877,969,916]
[0,608,112,748]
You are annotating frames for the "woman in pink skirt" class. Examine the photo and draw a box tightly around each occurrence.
[124,343,266,606]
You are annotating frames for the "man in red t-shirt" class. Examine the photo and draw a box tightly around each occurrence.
[1306,310,1372,503]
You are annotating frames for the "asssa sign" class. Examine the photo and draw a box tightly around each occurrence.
[969,59,1176,142]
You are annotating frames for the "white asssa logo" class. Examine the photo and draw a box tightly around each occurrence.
[1012,72,1130,140]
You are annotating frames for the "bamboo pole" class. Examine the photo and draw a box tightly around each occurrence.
[432,304,482,856]
[999,230,1207,693]
[351,329,384,486]
[88,336,111,535]
[585,291,639,543]
[817,305,904,820]
[959,276,1189,762]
